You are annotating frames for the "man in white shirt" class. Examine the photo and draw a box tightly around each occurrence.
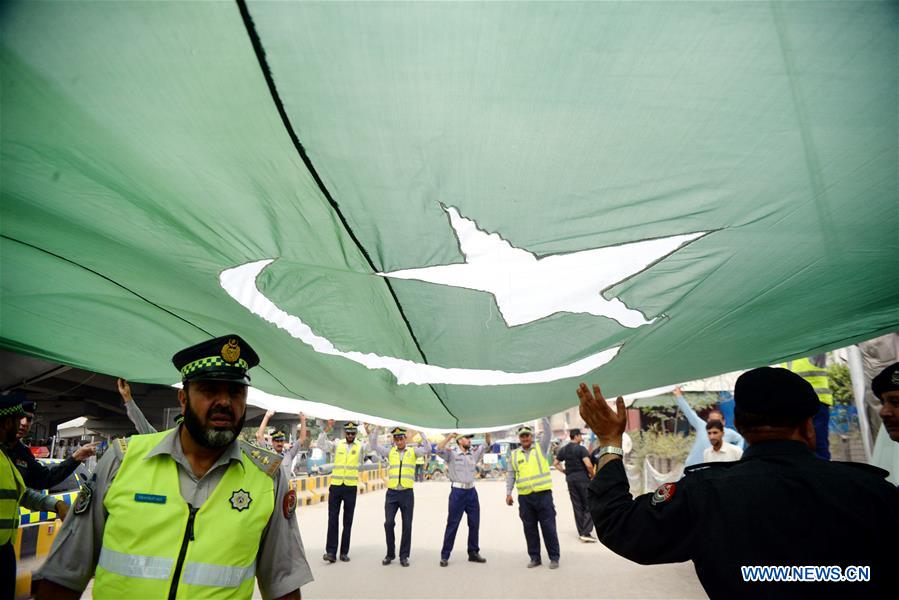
[703,420,743,463]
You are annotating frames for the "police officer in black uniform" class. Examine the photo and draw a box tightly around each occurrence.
[4,396,97,490]
[579,367,899,599]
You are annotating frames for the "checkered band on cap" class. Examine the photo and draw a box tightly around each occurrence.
[0,403,24,417]
[180,356,249,377]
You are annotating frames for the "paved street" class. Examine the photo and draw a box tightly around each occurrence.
[65,471,703,599]
[294,472,704,599]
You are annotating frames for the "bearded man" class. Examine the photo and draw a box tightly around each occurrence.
[37,335,313,600]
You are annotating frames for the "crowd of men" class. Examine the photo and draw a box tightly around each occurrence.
[1,333,898,599]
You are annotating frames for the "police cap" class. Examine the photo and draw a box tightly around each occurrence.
[734,367,819,419]
[517,426,533,436]
[22,399,36,415]
[390,427,407,438]
[0,392,27,419]
[344,421,359,433]
[872,362,899,400]
[172,334,259,385]
[271,430,287,442]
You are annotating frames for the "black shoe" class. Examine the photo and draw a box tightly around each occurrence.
[527,559,542,568]
[323,553,336,563]
[339,555,350,562]
[400,558,410,567]
[468,552,486,563]
[439,558,448,567]
[549,560,559,570]
[382,557,393,565]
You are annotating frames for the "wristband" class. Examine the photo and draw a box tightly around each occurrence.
[597,446,624,459]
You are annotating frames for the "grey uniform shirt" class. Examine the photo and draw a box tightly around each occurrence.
[125,398,156,435]
[506,417,552,495]
[38,428,313,599]
[367,427,429,490]
[438,444,486,484]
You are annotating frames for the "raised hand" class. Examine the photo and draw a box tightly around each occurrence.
[117,378,133,403]
[577,383,627,446]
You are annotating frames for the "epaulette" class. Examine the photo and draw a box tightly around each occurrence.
[830,460,890,479]
[240,440,283,478]
[115,437,129,455]
[684,461,739,475]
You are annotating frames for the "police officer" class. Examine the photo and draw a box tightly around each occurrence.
[1,394,29,600]
[36,335,313,599]
[436,432,491,567]
[368,425,429,566]
[872,362,899,442]
[580,368,899,598]
[317,420,364,563]
[781,355,832,459]
[505,417,560,569]
[4,397,97,489]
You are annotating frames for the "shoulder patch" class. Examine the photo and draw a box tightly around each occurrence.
[650,482,677,506]
[240,440,283,477]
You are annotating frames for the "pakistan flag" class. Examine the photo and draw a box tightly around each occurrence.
[1,1,896,427]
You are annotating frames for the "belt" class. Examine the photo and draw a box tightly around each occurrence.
[451,482,475,489]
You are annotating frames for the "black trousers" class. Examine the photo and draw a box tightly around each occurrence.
[1,542,15,600]
[567,478,595,536]
[518,490,560,562]
[326,484,358,556]
[384,488,414,559]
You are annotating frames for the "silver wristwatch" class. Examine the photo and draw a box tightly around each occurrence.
[597,446,624,459]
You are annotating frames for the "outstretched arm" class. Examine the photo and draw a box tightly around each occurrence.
[297,413,307,447]
[118,378,156,434]
[316,419,335,453]
[538,417,552,455]
[257,410,275,445]
[673,386,705,432]
[437,433,456,460]
[366,424,388,458]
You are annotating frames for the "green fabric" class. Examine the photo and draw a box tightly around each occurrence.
[1,1,897,427]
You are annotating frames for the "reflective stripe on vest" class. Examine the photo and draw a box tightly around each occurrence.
[331,440,361,487]
[512,447,552,495]
[95,431,273,599]
[0,452,25,545]
[388,447,416,489]
[784,359,833,406]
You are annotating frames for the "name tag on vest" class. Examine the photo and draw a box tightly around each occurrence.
[134,493,167,504]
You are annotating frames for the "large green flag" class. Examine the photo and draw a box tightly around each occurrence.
[1,1,896,427]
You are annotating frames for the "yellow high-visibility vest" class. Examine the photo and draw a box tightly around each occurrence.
[783,358,833,406]
[94,432,274,599]
[387,447,416,490]
[0,450,25,545]
[511,446,552,495]
[331,440,361,487]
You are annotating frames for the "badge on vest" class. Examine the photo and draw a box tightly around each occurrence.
[230,489,252,511]
[73,482,93,515]
[134,493,167,504]
[283,489,297,519]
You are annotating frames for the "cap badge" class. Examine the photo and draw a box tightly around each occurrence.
[230,489,252,512]
[891,371,899,385]
[221,339,241,363]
